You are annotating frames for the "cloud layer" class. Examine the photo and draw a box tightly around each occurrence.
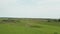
[0,0,60,18]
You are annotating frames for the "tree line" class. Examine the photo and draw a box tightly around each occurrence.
[47,19,60,22]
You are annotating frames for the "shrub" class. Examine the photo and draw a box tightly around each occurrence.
[47,19,51,22]
[54,32,58,34]
[58,19,60,22]
[1,20,16,23]
[30,25,41,28]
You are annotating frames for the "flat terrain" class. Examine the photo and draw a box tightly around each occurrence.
[0,18,60,34]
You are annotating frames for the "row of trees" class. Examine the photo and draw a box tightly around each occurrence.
[47,19,60,22]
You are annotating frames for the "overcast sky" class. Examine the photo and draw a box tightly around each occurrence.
[0,0,60,18]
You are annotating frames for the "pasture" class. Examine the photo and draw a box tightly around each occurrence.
[0,18,60,34]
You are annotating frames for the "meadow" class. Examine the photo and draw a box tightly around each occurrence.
[0,18,60,34]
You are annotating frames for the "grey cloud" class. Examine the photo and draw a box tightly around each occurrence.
[0,0,60,18]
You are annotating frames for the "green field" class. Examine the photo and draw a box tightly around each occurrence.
[0,18,60,34]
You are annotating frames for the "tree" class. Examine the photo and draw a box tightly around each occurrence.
[58,19,60,22]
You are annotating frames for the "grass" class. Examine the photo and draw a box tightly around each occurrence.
[0,18,60,34]
[0,24,43,34]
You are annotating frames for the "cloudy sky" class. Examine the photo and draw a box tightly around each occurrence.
[0,0,60,18]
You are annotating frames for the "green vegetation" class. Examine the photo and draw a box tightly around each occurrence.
[0,18,60,34]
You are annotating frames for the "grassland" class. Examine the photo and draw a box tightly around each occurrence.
[0,18,60,34]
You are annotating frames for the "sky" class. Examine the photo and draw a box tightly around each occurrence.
[0,0,60,18]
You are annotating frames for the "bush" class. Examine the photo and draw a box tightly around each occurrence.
[54,32,58,34]
[47,19,51,22]
[58,19,60,22]
[53,19,58,22]
[30,25,41,28]
[1,20,16,23]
